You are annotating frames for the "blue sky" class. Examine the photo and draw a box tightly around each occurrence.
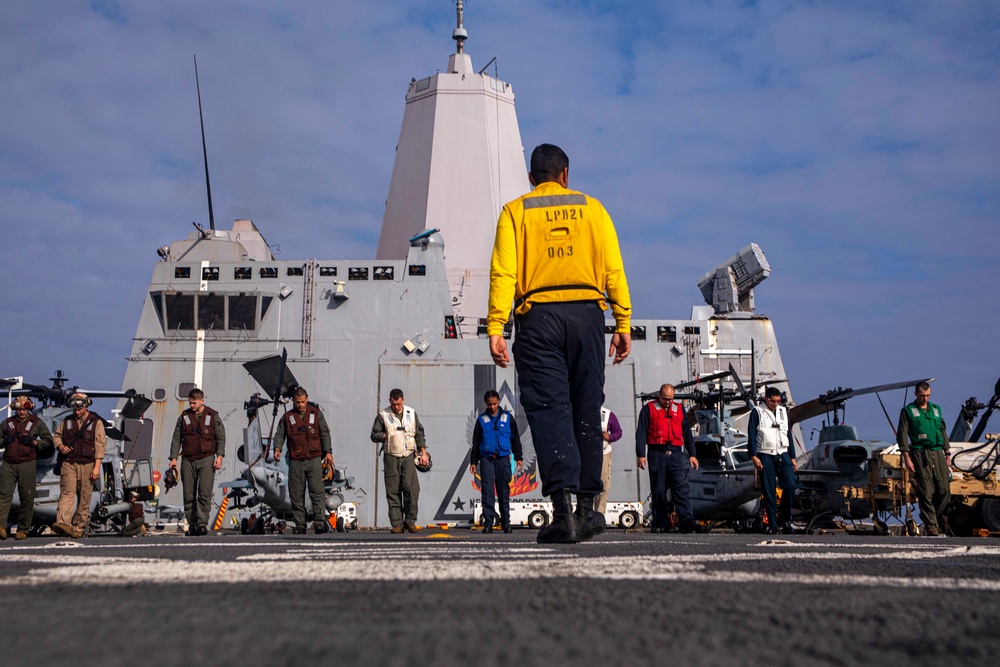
[1,1,998,441]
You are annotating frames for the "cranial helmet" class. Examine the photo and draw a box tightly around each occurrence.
[415,451,433,473]
[12,396,34,411]
[67,392,92,409]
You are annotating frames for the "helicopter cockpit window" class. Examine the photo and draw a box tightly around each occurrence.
[730,449,751,466]
[165,294,195,330]
[197,293,225,330]
[229,293,256,331]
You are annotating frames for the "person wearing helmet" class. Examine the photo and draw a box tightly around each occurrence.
[121,490,147,537]
[168,388,226,536]
[272,387,334,535]
[0,396,54,540]
[370,388,427,533]
[52,392,106,538]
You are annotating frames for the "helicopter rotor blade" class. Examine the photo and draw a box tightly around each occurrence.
[674,370,732,391]
[788,378,934,425]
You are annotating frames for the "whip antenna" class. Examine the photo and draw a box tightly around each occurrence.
[194,55,216,232]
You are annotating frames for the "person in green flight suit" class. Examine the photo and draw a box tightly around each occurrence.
[897,381,951,536]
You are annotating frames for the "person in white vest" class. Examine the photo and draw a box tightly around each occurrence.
[370,388,428,533]
[748,387,798,534]
[594,407,622,515]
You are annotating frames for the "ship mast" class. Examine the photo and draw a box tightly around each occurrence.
[453,1,468,53]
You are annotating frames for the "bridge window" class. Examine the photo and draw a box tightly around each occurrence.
[348,267,369,281]
[287,267,304,277]
[319,267,337,277]
[202,267,220,281]
[373,266,394,281]
[174,267,191,279]
[657,326,677,343]
[259,267,278,279]
[229,293,256,331]
[235,267,252,280]
[197,293,225,330]
[165,294,195,330]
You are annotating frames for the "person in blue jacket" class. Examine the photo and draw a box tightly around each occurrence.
[470,390,524,533]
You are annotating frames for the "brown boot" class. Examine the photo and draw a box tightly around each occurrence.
[51,522,74,537]
[390,525,404,534]
[405,524,420,533]
[0,527,7,540]
[15,530,28,541]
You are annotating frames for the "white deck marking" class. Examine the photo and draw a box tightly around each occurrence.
[0,542,998,590]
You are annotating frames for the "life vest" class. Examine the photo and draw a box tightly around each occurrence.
[601,407,613,455]
[646,402,685,446]
[753,404,790,455]
[381,405,417,457]
[283,405,323,460]
[3,415,40,464]
[478,410,513,458]
[62,412,101,464]
[903,402,945,449]
[180,407,219,459]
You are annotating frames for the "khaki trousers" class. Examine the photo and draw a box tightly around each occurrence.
[55,462,96,533]
[595,451,612,514]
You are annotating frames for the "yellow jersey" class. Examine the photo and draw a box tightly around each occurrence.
[487,181,631,335]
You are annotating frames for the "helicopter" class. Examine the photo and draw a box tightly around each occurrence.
[223,350,356,533]
[0,371,154,536]
[787,377,933,533]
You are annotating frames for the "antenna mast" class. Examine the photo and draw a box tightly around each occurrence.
[453,0,468,53]
[193,55,216,232]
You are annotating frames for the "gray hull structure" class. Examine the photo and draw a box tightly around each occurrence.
[120,13,794,529]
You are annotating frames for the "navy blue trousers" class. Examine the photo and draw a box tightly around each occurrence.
[647,446,694,527]
[759,452,797,528]
[479,455,512,527]
[513,302,605,497]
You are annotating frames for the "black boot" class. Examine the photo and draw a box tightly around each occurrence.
[576,493,606,541]
[537,489,580,544]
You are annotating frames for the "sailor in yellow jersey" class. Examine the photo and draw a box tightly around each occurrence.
[488,143,632,544]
